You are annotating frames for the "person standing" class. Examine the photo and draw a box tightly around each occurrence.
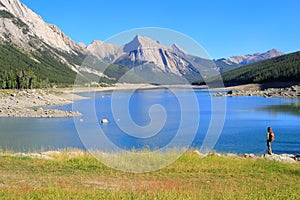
[267,127,275,155]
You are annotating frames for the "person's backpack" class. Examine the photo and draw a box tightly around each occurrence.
[269,132,275,142]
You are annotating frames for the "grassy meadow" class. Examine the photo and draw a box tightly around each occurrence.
[0,150,299,199]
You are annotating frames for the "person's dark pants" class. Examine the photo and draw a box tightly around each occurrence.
[267,140,272,154]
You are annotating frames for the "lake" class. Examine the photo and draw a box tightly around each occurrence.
[0,88,299,155]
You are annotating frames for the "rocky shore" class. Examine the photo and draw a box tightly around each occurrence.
[215,84,299,98]
[0,89,82,118]
[2,150,299,164]
[194,151,300,164]
[1,150,84,160]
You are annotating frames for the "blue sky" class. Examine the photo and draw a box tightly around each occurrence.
[20,0,300,59]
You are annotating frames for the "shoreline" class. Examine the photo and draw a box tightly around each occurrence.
[1,149,299,164]
[0,83,203,118]
[63,83,208,94]
[0,149,299,199]
[0,82,298,118]
[0,89,83,118]
[214,83,299,98]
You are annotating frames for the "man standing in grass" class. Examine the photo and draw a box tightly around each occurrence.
[267,127,275,155]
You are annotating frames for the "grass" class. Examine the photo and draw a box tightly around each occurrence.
[0,150,299,199]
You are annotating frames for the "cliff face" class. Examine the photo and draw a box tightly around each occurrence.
[0,0,83,53]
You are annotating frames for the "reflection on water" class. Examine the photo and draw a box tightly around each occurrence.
[0,117,85,152]
[259,102,300,116]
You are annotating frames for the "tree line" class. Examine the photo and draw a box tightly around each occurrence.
[0,44,78,89]
[193,51,300,86]
[221,51,300,86]
[0,68,49,89]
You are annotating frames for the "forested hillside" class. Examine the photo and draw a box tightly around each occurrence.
[0,44,77,88]
[193,51,300,86]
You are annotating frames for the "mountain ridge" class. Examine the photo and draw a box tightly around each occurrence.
[86,35,285,81]
[0,0,292,86]
[220,49,284,65]
[0,0,83,53]
[87,34,203,79]
[0,0,88,87]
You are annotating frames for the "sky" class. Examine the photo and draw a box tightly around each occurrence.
[20,0,300,59]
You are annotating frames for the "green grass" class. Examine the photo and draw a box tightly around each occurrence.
[0,150,299,199]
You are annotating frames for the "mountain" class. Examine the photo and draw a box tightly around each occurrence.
[0,0,291,87]
[226,49,283,65]
[86,35,287,84]
[0,0,213,86]
[86,40,124,63]
[193,51,300,86]
[118,35,196,76]
[87,35,219,83]
[0,0,82,53]
[0,0,108,87]
[216,49,284,72]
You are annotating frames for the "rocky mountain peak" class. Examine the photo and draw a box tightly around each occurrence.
[90,40,104,46]
[123,35,165,53]
[86,40,123,63]
[171,43,187,55]
[86,35,206,79]
[266,49,284,57]
[77,42,86,49]
[0,0,30,19]
[0,0,82,53]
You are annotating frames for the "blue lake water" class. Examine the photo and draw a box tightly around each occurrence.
[0,88,299,155]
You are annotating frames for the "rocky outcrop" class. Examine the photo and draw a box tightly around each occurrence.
[263,153,298,164]
[215,85,299,98]
[193,150,300,164]
[243,153,299,164]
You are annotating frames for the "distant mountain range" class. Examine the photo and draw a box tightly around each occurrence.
[87,36,284,74]
[215,49,284,72]
[0,0,293,86]
[195,51,299,87]
[219,49,284,65]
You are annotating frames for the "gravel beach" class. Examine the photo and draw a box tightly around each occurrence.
[0,89,83,118]
[215,84,299,98]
